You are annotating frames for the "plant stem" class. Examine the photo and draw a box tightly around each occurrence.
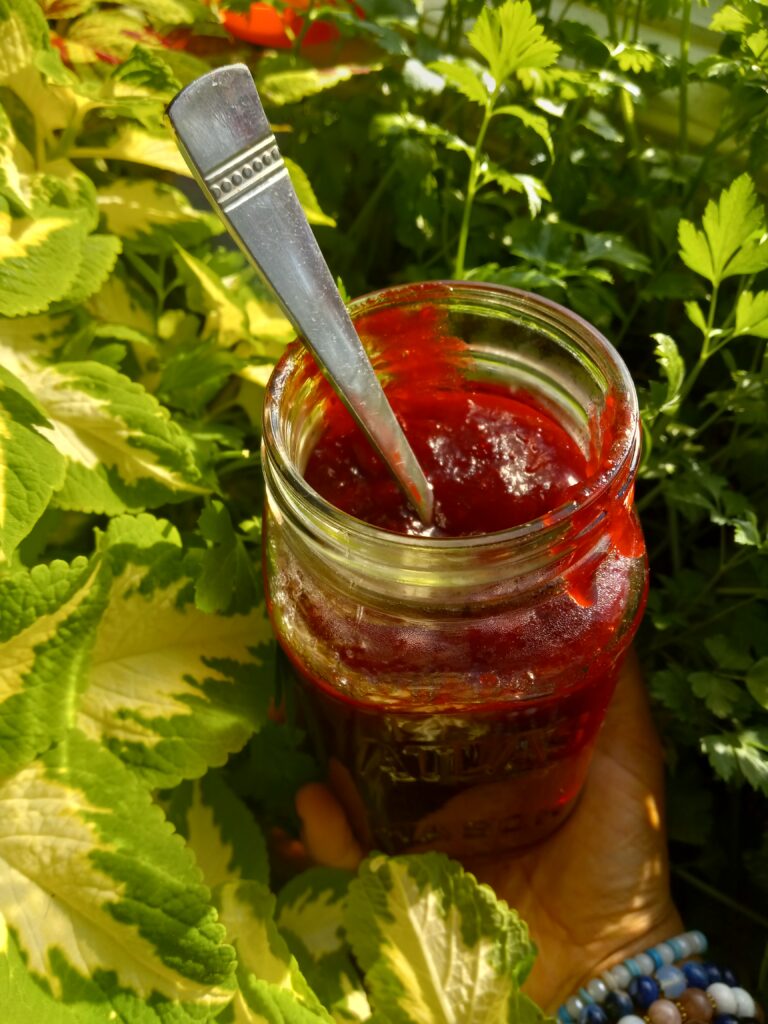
[453,100,495,280]
[678,0,692,153]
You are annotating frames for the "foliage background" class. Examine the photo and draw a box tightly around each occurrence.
[0,0,766,1017]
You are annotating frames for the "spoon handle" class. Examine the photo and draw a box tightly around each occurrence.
[167,64,434,525]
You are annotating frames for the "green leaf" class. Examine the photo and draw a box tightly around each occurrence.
[747,658,768,710]
[0,210,88,317]
[650,333,685,414]
[690,672,744,718]
[285,158,336,228]
[428,60,489,107]
[479,164,550,216]
[0,0,68,83]
[0,731,235,1015]
[52,234,123,310]
[277,868,370,1023]
[195,500,261,615]
[677,174,768,286]
[258,65,376,106]
[73,126,193,177]
[702,729,768,794]
[610,42,659,73]
[345,852,540,1024]
[175,245,249,347]
[0,556,102,775]
[492,105,553,158]
[97,179,222,249]
[217,880,332,1022]
[76,513,274,788]
[166,771,269,890]
[734,290,768,338]
[1,356,212,514]
[0,365,66,562]
[468,0,560,86]
[372,113,472,157]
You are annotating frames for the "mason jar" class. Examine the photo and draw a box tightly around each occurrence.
[262,282,647,858]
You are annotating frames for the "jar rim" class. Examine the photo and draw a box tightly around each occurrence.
[262,280,640,552]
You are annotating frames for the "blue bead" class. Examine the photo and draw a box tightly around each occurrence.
[644,947,665,969]
[656,965,687,999]
[559,1007,574,1024]
[627,976,660,1010]
[683,962,710,990]
[667,938,685,959]
[605,992,634,1022]
[713,1016,739,1024]
[721,968,738,986]
[704,963,723,984]
[579,988,596,1005]
[623,959,642,977]
[579,1005,609,1024]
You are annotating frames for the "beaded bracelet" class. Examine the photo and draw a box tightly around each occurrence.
[557,931,762,1024]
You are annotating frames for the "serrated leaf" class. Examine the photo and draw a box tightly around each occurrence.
[678,174,768,286]
[52,234,122,310]
[0,210,86,317]
[277,868,370,1023]
[0,556,102,775]
[285,158,336,228]
[492,104,553,157]
[74,126,193,177]
[429,60,489,107]
[468,0,559,86]
[74,514,274,788]
[258,65,374,106]
[702,728,768,794]
[218,881,332,1023]
[195,500,261,615]
[0,366,66,562]
[479,164,550,216]
[175,245,249,347]
[372,113,472,157]
[651,333,685,414]
[1,355,212,514]
[345,852,540,1024]
[166,771,269,890]
[97,179,222,247]
[610,42,658,73]
[734,289,768,338]
[0,731,235,1015]
[690,672,744,718]
[747,658,768,710]
[710,4,752,32]
[0,0,67,82]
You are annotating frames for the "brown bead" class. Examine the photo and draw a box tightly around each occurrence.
[678,989,714,1023]
[648,1000,683,1024]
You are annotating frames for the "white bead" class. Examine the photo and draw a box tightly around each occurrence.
[656,942,676,965]
[618,1016,646,1024]
[600,970,619,991]
[566,997,585,1019]
[733,987,756,1018]
[634,953,655,976]
[608,964,632,988]
[675,934,693,957]
[587,979,609,1003]
[707,983,738,1015]
[687,930,708,954]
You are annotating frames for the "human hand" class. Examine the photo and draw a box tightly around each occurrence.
[295,652,682,1011]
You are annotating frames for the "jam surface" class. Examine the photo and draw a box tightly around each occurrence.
[305,388,588,536]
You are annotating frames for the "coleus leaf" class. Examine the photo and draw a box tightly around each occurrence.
[467,0,560,87]
[97,179,222,249]
[0,353,212,514]
[345,852,542,1024]
[195,500,262,615]
[257,64,378,106]
[0,209,88,317]
[0,365,66,562]
[166,770,270,891]
[77,513,274,788]
[0,731,234,1019]
[678,174,768,286]
[277,868,371,1023]
[217,880,333,1023]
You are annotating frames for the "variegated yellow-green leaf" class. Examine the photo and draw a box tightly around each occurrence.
[217,880,332,1024]
[285,159,336,228]
[0,731,235,1021]
[51,233,123,310]
[175,245,249,347]
[345,853,542,1024]
[166,771,269,890]
[0,555,102,775]
[0,366,66,562]
[277,869,370,1024]
[0,210,88,317]
[73,125,193,176]
[0,354,212,514]
[0,0,69,83]
[257,65,377,106]
[97,179,222,249]
[76,513,273,788]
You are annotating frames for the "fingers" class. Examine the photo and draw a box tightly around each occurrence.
[295,782,365,872]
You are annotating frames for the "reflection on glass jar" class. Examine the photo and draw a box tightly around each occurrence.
[262,281,647,857]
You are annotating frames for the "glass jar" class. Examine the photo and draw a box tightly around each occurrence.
[262,282,647,858]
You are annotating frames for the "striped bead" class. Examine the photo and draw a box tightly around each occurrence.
[656,966,687,999]
[645,947,665,970]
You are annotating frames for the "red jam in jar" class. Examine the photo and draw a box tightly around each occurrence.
[262,282,647,857]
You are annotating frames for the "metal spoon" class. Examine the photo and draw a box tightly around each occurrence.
[167,64,434,525]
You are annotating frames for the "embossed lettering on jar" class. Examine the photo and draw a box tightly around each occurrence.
[262,282,647,857]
